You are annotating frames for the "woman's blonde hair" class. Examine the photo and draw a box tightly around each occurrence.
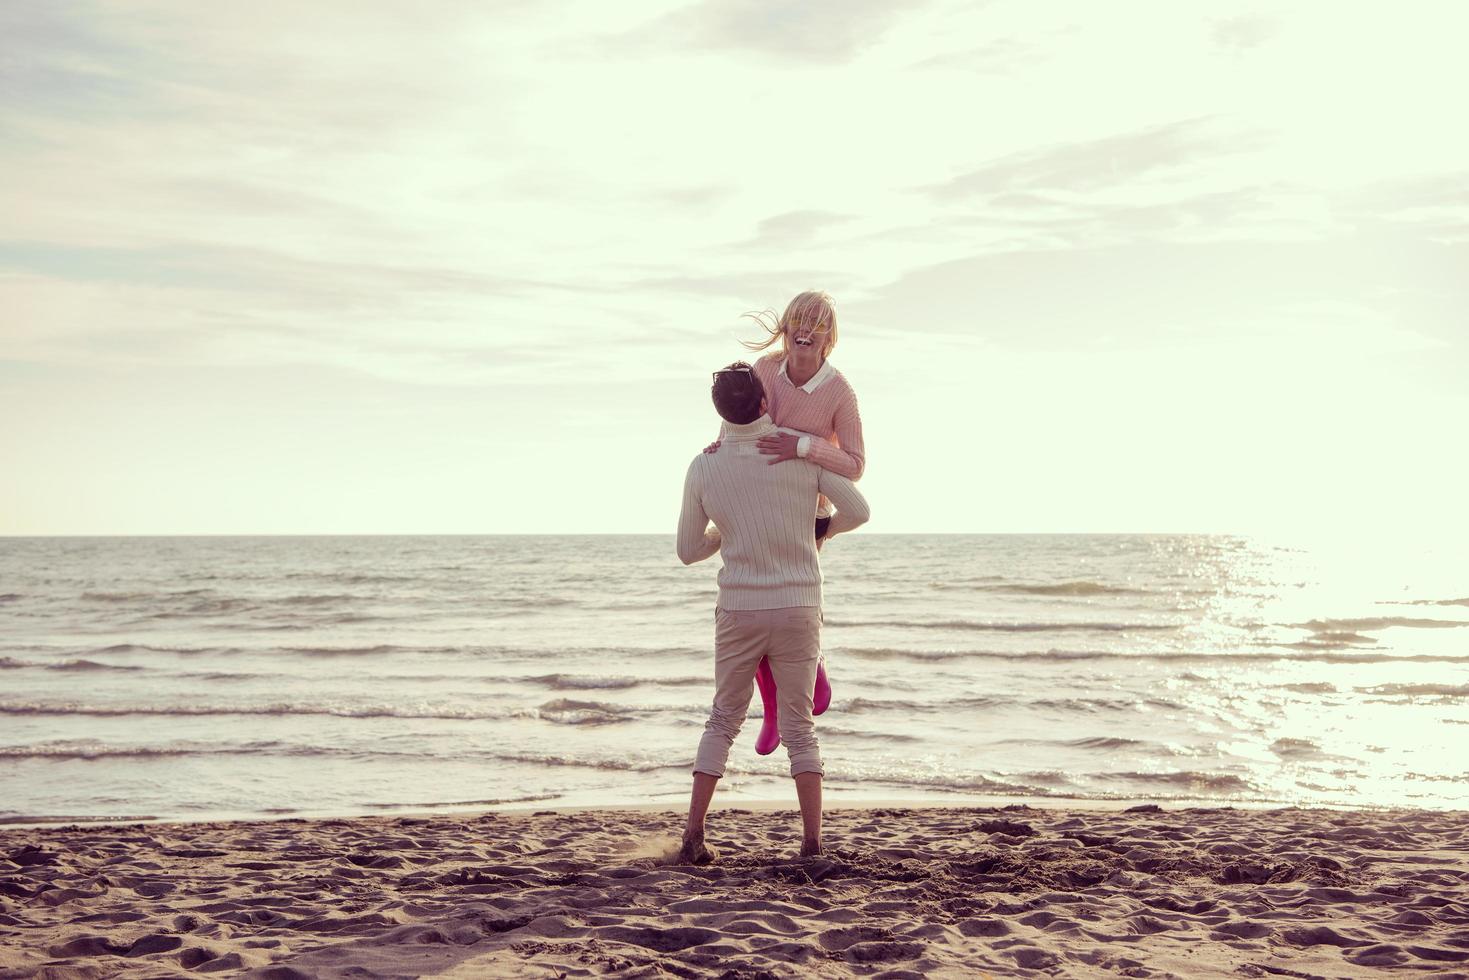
[741,290,839,360]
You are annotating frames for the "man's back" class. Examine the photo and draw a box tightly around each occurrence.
[677,415,869,611]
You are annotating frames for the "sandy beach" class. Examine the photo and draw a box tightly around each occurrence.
[2,804,1467,978]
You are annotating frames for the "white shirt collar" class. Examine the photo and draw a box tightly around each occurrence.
[779,357,834,393]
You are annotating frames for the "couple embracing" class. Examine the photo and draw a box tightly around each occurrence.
[674,290,870,863]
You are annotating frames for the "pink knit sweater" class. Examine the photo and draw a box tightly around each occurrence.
[744,353,866,480]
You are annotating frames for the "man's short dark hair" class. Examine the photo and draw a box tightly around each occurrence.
[711,361,765,424]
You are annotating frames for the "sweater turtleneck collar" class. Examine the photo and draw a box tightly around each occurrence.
[722,414,775,440]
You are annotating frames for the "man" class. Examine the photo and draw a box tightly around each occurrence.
[675,361,870,863]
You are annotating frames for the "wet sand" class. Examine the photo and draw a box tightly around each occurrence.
[3,803,1468,978]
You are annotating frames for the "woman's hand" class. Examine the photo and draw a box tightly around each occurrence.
[757,432,800,464]
[703,440,722,455]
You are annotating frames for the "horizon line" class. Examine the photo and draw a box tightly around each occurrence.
[0,530,1293,538]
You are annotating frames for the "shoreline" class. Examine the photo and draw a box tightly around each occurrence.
[0,789,1402,832]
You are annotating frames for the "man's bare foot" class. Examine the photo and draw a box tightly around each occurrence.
[678,834,717,865]
[800,837,822,858]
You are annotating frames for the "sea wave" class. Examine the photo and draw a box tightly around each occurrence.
[81,589,211,602]
[283,643,417,658]
[360,792,562,811]
[45,659,143,673]
[818,724,923,743]
[993,735,1163,752]
[95,643,232,656]
[1296,616,1469,632]
[521,674,633,691]
[1282,682,1337,694]
[171,611,394,627]
[28,641,707,663]
[532,698,641,725]
[0,739,299,760]
[176,671,267,681]
[1269,737,1324,759]
[821,767,1051,797]
[483,751,688,774]
[1360,683,1469,698]
[283,572,419,585]
[96,641,408,658]
[95,592,377,608]
[275,593,368,606]
[6,654,163,671]
[818,763,1290,801]
[585,598,697,611]
[0,739,692,773]
[1280,631,1378,647]
[841,696,1003,713]
[838,695,1183,714]
[828,619,1179,633]
[1034,696,1184,713]
[497,595,576,608]
[943,580,1156,597]
[0,696,701,725]
[1101,771,1257,793]
[839,647,1469,665]
[1062,736,1150,750]
[522,673,705,691]
[0,700,517,721]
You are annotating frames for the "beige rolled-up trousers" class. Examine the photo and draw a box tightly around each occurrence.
[693,605,824,779]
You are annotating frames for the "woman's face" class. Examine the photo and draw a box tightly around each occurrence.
[786,318,831,356]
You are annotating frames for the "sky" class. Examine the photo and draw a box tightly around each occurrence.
[2,0,1466,536]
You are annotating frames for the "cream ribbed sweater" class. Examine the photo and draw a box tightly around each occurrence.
[677,415,870,610]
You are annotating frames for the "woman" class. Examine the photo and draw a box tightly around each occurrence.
[708,289,866,754]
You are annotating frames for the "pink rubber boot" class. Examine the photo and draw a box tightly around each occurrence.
[754,656,781,755]
[813,657,831,716]
[754,655,833,755]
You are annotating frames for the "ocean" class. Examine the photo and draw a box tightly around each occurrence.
[1,534,1465,825]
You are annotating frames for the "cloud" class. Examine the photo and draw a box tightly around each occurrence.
[0,238,625,384]
[1342,171,1469,240]
[1,2,524,154]
[629,0,926,64]
[1211,15,1279,53]
[719,209,857,251]
[848,235,1466,353]
[958,184,1314,247]
[823,179,1324,269]
[910,37,1043,74]
[755,209,852,241]
[646,184,738,209]
[924,117,1259,199]
[0,240,559,301]
[629,268,856,303]
[0,5,188,130]
[160,177,385,226]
